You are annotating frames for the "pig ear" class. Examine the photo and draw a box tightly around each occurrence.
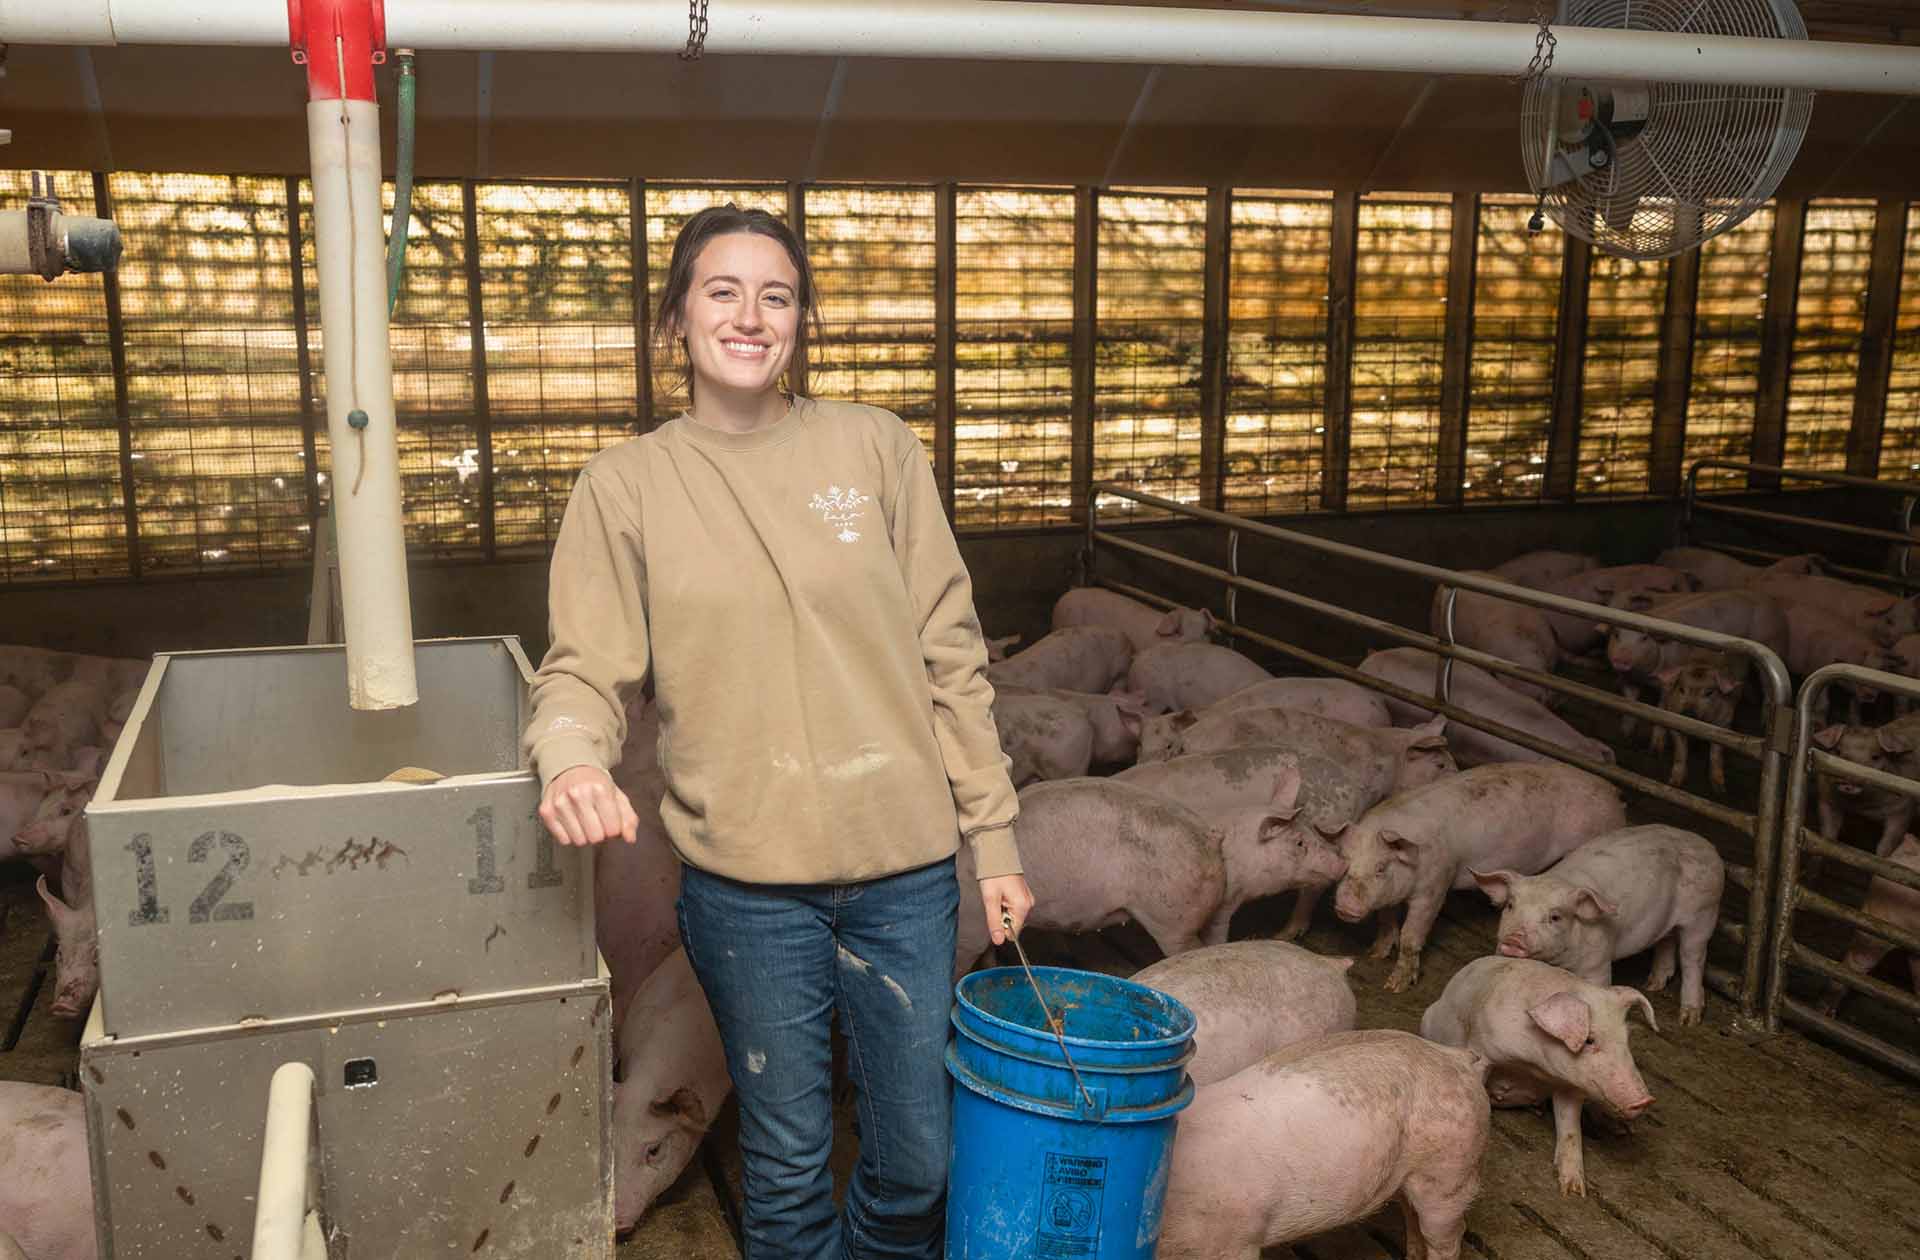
[648,1085,709,1131]
[1878,726,1913,755]
[1653,664,1683,688]
[1470,867,1516,907]
[1324,955,1357,973]
[35,876,77,932]
[1627,593,1658,612]
[1380,830,1424,861]
[1154,610,1183,637]
[1269,764,1303,814]
[1258,810,1301,840]
[1715,670,1743,695]
[1613,987,1659,1032]
[1527,991,1593,1054]
[1812,724,1847,750]
[1201,609,1220,635]
[1866,597,1898,617]
[1313,820,1350,844]
[1170,710,1200,732]
[1572,887,1618,922]
[1112,690,1151,716]
[1408,719,1448,751]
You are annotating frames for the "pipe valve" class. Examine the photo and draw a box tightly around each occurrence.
[0,172,123,280]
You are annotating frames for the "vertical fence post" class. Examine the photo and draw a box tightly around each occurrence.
[1847,197,1908,480]
[631,177,654,433]
[1199,185,1231,513]
[1650,247,1701,498]
[935,180,958,517]
[93,172,142,579]
[1545,234,1592,500]
[1070,186,1098,526]
[460,180,496,560]
[1321,190,1358,513]
[787,182,810,399]
[1751,199,1807,490]
[1434,192,1477,506]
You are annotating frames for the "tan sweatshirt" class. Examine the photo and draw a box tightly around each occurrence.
[523,396,1022,884]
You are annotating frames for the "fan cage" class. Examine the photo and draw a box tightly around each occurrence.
[1521,0,1813,260]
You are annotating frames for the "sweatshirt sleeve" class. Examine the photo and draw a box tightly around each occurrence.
[522,467,652,787]
[887,435,1023,879]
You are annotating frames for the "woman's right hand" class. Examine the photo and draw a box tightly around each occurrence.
[540,765,641,847]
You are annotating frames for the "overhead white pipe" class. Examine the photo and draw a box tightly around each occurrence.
[5,0,1920,94]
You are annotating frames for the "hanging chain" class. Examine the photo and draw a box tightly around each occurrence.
[680,0,711,61]
[1517,0,1557,84]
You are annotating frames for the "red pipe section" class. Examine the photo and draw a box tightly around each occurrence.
[288,0,388,101]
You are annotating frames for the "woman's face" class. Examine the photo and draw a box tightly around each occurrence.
[677,231,803,401]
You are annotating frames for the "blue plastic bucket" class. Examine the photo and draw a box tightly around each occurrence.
[945,966,1196,1260]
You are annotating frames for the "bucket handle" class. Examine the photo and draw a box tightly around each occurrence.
[1003,912,1101,1120]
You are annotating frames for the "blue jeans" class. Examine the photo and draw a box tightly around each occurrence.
[677,858,959,1260]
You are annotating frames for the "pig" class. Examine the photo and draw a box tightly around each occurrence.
[0,771,58,847]
[985,625,1134,694]
[1153,707,1456,796]
[0,1083,95,1260]
[1118,641,1273,715]
[0,1232,26,1260]
[1330,763,1628,992]
[1889,633,1920,712]
[993,691,1094,786]
[0,730,22,771]
[1600,589,1787,737]
[0,646,70,699]
[1157,1030,1489,1260]
[36,869,96,1020]
[1809,714,1920,858]
[0,685,27,728]
[1116,747,1401,938]
[1421,957,1656,1197]
[598,775,683,1040]
[64,746,108,780]
[1005,686,1149,764]
[1655,547,1824,590]
[1429,574,1559,701]
[1653,660,1745,793]
[1051,586,1217,651]
[1753,572,1919,646]
[20,679,107,766]
[12,773,97,858]
[1472,824,1726,1026]
[1136,676,1391,762]
[1818,835,1920,1017]
[1491,550,1597,586]
[1358,648,1616,768]
[612,949,732,1234]
[1780,603,1902,724]
[984,633,1021,662]
[1530,564,1698,657]
[99,688,139,746]
[1130,940,1357,1085]
[954,778,1228,972]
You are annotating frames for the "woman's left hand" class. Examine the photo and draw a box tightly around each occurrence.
[980,874,1035,947]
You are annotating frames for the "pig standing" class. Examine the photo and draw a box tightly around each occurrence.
[1157,1030,1489,1260]
[1653,660,1744,793]
[1753,572,1918,646]
[1331,763,1628,991]
[1491,550,1597,586]
[1000,685,1147,764]
[1131,940,1357,1085]
[1818,835,1920,1016]
[1116,748,1402,937]
[11,772,97,858]
[612,949,732,1233]
[985,626,1133,694]
[1600,588,1787,740]
[1528,564,1697,658]
[1429,573,1559,700]
[1472,824,1725,1026]
[1155,707,1455,797]
[1051,587,1216,651]
[954,778,1228,971]
[0,1083,95,1260]
[1779,604,1901,723]
[993,691,1093,786]
[1359,648,1615,768]
[35,792,97,1019]
[1421,957,1656,1196]
[1137,676,1391,762]
[1118,642,1273,715]
[1810,714,1920,858]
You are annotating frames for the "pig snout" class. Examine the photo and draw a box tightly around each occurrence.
[1618,1093,1655,1120]
[1333,881,1369,923]
[1497,935,1532,958]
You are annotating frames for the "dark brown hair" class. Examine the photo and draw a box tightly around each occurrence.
[651,204,824,404]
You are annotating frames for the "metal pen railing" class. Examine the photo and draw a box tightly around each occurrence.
[1682,460,1920,591]
[1768,663,1920,1080]
[1085,481,1796,1022]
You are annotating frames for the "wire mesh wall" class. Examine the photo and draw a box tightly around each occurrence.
[5,173,1919,586]
[1466,194,1562,503]
[953,188,1076,531]
[1879,204,1920,479]
[1094,188,1207,518]
[1687,207,1776,491]
[1348,193,1450,509]
[1224,192,1331,515]
[1579,252,1669,497]
[1785,200,1877,473]
[0,170,128,582]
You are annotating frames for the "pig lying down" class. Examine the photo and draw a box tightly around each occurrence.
[1422,956,1656,1197]
[1819,834,1920,1018]
[1134,675,1391,762]
[0,1082,95,1260]
[612,950,731,1234]
[1158,1030,1490,1260]
[1051,586,1216,651]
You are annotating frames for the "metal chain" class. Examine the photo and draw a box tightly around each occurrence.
[680,0,710,62]
[1516,0,1557,84]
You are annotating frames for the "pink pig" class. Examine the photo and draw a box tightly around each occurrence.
[34,789,97,1019]
[1780,603,1902,724]
[1359,648,1615,768]
[1818,834,1920,1018]
[0,1083,95,1260]
[1131,940,1356,1085]
[1051,587,1216,652]
[1429,573,1559,701]
[1490,550,1597,586]
[1136,676,1390,762]
[1421,956,1656,1197]
[1156,707,1455,797]
[985,625,1134,694]
[992,692,1094,786]
[1117,642,1273,714]
[1158,1030,1489,1260]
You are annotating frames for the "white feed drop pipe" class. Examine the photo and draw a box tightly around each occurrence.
[308,95,417,710]
[4,0,1920,94]
[251,1061,328,1260]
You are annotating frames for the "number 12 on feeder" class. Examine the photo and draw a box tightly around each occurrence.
[119,806,562,926]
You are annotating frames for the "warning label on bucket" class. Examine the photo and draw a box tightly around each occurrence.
[1035,1152,1106,1257]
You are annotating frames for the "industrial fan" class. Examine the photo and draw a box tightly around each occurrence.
[1521,0,1814,260]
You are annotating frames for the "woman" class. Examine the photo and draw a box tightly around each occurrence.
[524,204,1034,1259]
